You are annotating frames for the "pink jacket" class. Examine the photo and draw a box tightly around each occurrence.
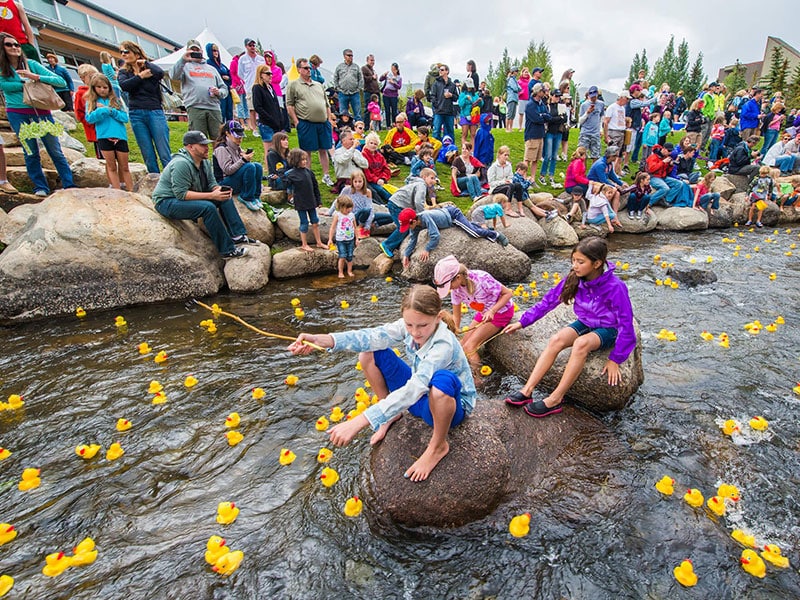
[230,55,245,95]
[264,51,283,97]
[565,158,589,187]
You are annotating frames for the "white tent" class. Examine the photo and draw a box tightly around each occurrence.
[153,27,233,71]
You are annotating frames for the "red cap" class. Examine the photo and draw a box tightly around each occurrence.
[398,208,417,233]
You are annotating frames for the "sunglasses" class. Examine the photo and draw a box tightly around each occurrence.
[120,49,130,54]
[345,54,353,58]
[434,274,458,288]
[4,42,21,48]
[298,66,310,70]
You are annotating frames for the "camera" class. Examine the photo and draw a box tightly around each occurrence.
[189,51,203,60]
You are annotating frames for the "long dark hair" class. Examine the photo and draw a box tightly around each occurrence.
[0,33,26,77]
[271,131,289,160]
[559,238,608,304]
[214,120,238,148]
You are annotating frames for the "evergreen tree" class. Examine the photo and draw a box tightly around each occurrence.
[521,40,552,84]
[625,51,641,88]
[486,48,513,98]
[686,52,705,100]
[724,59,748,95]
[652,36,678,90]
[786,62,800,109]
[676,39,690,91]
[641,49,649,82]
[760,45,787,93]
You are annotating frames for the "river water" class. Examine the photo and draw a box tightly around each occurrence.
[1,228,798,599]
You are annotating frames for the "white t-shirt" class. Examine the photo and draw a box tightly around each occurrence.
[606,102,627,132]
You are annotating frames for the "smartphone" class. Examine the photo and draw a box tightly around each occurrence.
[189,52,203,60]
[219,185,232,192]
[244,148,254,155]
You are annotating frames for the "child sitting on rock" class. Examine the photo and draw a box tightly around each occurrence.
[745,165,774,228]
[778,174,800,210]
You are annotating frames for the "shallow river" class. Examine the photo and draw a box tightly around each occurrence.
[1,227,799,599]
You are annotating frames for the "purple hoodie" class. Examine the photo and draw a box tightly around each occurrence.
[518,262,636,364]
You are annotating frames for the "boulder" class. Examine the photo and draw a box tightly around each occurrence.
[665,266,718,287]
[366,254,394,276]
[233,200,275,246]
[57,132,86,154]
[530,191,555,206]
[261,189,288,205]
[52,110,77,132]
[0,207,7,243]
[0,189,225,323]
[729,192,748,223]
[574,223,608,240]
[707,206,733,228]
[7,166,60,192]
[540,214,578,247]
[70,158,148,189]
[275,208,333,244]
[467,197,546,253]
[353,237,383,268]
[0,130,19,147]
[617,210,658,234]
[486,303,644,412]
[778,207,800,224]
[3,145,84,169]
[725,173,751,193]
[0,191,43,214]
[759,200,782,226]
[400,228,531,283]
[223,243,272,293]
[711,176,737,200]
[270,247,337,279]
[133,173,160,197]
[653,206,708,231]
[0,203,37,245]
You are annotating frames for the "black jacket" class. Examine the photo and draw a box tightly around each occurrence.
[728,141,753,174]
[430,77,458,116]
[118,62,165,111]
[252,83,283,131]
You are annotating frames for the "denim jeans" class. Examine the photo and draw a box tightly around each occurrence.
[220,94,233,122]
[709,139,723,161]
[587,208,617,224]
[221,162,263,202]
[457,175,482,198]
[649,177,670,205]
[338,92,361,121]
[368,182,392,203]
[774,155,796,173]
[383,96,399,128]
[433,113,455,143]
[698,192,720,210]
[540,132,561,177]
[355,208,393,227]
[761,129,779,158]
[129,109,173,173]
[155,197,245,255]
[382,200,408,253]
[631,128,644,162]
[6,111,75,193]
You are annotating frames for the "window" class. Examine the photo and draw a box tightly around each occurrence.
[58,5,89,31]
[138,38,158,59]
[89,17,116,43]
[20,0,57,19]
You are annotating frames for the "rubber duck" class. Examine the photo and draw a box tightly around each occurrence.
[655,476,674,496]
[354,361,363,371]
[461,304,468,314]
[371,394,379,405]
[721,420,740,436]
[670,281,679,289]
[653,254,661,263]
[621,263,629,271]
[673,559,697,587]
[205,536,230,565]
[148,380,163,394]
[225,431,243,446]
[689,257,696,264]
[114,316,127,328]
[761,544,790,568]
[184,375,198,388]
[791,243,797,249]
[706,256,713,263]
[279,449,296,466]
[354,388,370,404]
[212,549,243,576]
[315,416,329,431]
[718,333,730,348]
[385,276,393,283]
[370,295,378,303]
[355,401,368,415]
[731,529,756,548]
[717,484,740,502]
[794,382,800,395]
[0,575,13,596]
[151,391,167,405]
[211,303,222,317]
[320,467,339,487]
[344,496,363,517]
[769,273,777,281]
[206,322,217,333]
[542,271,549,279]
[75,444,101,460]
[317,448,333,463]
[5,394,23,410]
[252,388,266,400]
[19,467,40,491]
[753,245,760,252]
[660,261,668,268]
[137,342,152,354]
[75,307,86,318]
[732,250,740,256]
[0,447,11,460]
[42,552,71,577]
[740,549,766,578]
[707,495,726,516]
[700,331,714,341]
[330,407,344,422]
[346,409,359,420]
[154,350,168,364]
[655,329,677,341]
[199,319,213,328]
[683,488,704,508]
[480,365,492,376]
[655,279,663,286]
[529,281,537,289]
[106,443,124,461]
[765,323,777,332]
[284,374,299,386]
[745,254,751,259]
[749,416,768,431]
[290,298,301,307]
[509,513,531,538]
[216,502,239,525]
[340,300,350,309]
[70,537,97,566]
[225,413,240,428]
[0,524,17,546]
[663,277,672,286]
[775,316,785,324]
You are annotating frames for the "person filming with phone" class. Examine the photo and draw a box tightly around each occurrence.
[212,120,263,211]
[151,131,256,260]
[171,38,228,140]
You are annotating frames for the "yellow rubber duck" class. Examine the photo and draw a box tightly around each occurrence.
[706,256,713,263]
[315,416,329,431]
[689,257,696,264]
[761,544,790,568]
[320,467,339,487]
[252,387,266,400]
[212,550,243,576]
[0,574,13,596]
[655,476,674,496]
[509,513,531,538]
[216,502,239,525]
[740,549,766,578]
[355,360,363,371]
[284,374,299,386]
[205,536,230,565]
[718,333,730,348]
[385,276,393,282]
[210,303,222,317]
[670,281,679,289]
[480,365,492,376]
[5,394,23,410]
[19,467,40,491]
[151,391,167,405]
[317,448,333,463]
[460,304,468,314]
[354,388,370,404]
[75,444,101,460]
[344,496,363,517]
[653,254,661,262]
[542,271,549,279]
[775,316,785,324]
[340,300,350,309]
[660,261,668,268]
[700,331,714,341]
[0,524,17,546]
[184,375,198,388]
[225,431,243,446]
[355,401,368,415]
[137,342,152,355]
[683,488,704,508]
[732,251,739,257]
[706,495,726,516]
[371,394,379,405]
[673,559,698,587]
[731,529,756,548]
[225,413,240,428]
[663,277,672,285]
[70,537,97,567]
[279,449,296,466]
[106,443,124,461]
[655,279,663,286]
[765,323,777,332]
[370,295,378,303]
[290,298,301,307]
[42,551,71,577]
[721,419,740,436]
[749,416,768,431]
[154,350,168,364]
[655,329,677,341]
[199,319,213,328]
[621,263,629,271]
[207,322,217,333]
[717,484,740,502]
[0,447,11,460]
[75,307,86,318]
[794,382,800,395]
[769,273,777,281]
[148,380,163,394]
[330,407,345,422]
[114,316,127,328]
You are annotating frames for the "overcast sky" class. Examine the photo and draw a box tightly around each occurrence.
[101,0,797,92]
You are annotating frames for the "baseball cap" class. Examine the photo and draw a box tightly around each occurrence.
[510,64,519,73]
[186,39,201,50]
[629,83,642,94]
[588,85,599,96]
[552,90,562,97]
[244,38,255,46]
[531,83,544,95]
[619,90,631,99]
[433,255,461,299]
[183,131,213,145]
[605,146,620,158]
[709,81,719,87]
[663,142,674,151]
[532,67,543,74]
[228,120,245,138]
[398,208,417,233]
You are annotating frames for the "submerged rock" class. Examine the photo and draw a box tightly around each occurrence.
[665,266,718,287]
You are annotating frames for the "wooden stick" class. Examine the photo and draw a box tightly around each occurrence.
[194,300,325,351]
[465,330,506,357]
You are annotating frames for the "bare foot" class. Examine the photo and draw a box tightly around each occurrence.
[404,441,449,482]
[347,271,354,277]
[315,243,328,249]
[507,210,520,217]
[300,245,314,252]
[370,413,402,445]
[338,273,345,278]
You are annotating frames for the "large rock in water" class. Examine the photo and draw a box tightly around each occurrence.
[271,247,337,279]
[617,210,658,233]
[486,303,643,412]
[653,206,708,231]
[366,400,629,527]
[467,197,547,253]
[0,189,225,322]
[665,266,717,287]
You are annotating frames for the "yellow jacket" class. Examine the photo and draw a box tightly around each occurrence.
[383,126,420,154]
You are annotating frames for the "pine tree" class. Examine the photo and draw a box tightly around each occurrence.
[685,53,705,100]
[521,40,553,84]
[652,36,678,91]
[724,59,747,96]
[786,62,800,109]
[626,51,642,88]
[676,39,690,92]
[760,45,786,93]
[486,48,513,98]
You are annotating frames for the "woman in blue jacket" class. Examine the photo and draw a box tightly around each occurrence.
[206,43,233,122]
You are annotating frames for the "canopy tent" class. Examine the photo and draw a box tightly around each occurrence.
[153,27,232,70]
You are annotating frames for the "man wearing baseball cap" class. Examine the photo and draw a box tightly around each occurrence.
[151,131,256,259]
[171,39,228,140]
[578,86,605,160]
[628,83,656,167]
[505,65,521,133]
[238,38,265,134]
[527,66,544,97]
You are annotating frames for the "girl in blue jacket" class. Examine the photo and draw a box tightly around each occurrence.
[86,73,131,190]
[502,237,635,417]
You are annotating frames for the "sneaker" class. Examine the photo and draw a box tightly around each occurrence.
[243,199,263,211]
[744,220,753,226]
[232,235,258,245]
[504,390,532,407]
[524,399,563,418]
[565,213,572,224]
[251,129,260,138]
[552,182,563,189]
[636,211,643,220]
[379,242,393,258]
[403,156,412,165]
[34,190,48,197]
[628,211,635,219]
[0,181,18,194]
[621,166,630,175]
[322,174,334,187]
[222,246,248,259]
[538,177,547,186]
[495,232,509,247]
[756,221,763,227]
[545,210,558,222]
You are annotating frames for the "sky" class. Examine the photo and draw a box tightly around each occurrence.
[100,0,798,93]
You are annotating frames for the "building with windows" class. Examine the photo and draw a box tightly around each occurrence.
[717,37,800,90]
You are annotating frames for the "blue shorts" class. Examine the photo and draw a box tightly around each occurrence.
[373,348,465,428]
[257,123,275,142]
[296,119,332,152]
[297,208,319,233]
[568,320,617,350]
[335,239,355,261]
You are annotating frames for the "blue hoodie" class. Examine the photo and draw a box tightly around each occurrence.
[473,113,494,166]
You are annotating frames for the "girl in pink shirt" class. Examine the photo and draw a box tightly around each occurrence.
[692,171,720,214]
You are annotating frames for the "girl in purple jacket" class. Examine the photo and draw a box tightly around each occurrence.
[502,237,635,417]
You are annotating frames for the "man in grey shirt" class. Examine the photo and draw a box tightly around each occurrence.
[332,48,364,121]
[578,85,605,161]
